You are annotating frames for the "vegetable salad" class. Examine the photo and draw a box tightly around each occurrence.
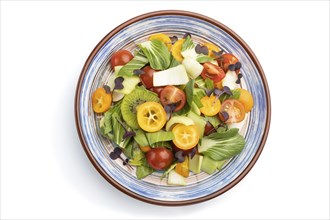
[92,33,254,185]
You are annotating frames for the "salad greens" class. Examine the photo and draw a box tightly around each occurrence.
[117,50,148,77]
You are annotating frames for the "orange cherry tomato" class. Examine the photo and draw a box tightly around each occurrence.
[220,99,246,123]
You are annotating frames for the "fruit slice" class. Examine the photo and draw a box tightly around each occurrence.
[171,39,185,62]
[201,156,219,175]
[187,111,206,137]
[172,124,200,150]
[149,33,172,50]
[153,65,189,86]
[182,57,204,79]
[136,102,166,132]
[220,99,246,123]
[200,95,221,116]
[201,62,226,83]
[237,88,254,112]
[175,156,189,177]
[202,42,221,58]
[167,170,186,186]
[160,86,186,112]
[121,87,159,129]
[92,87,112,113]
[189,154,203,174]
[165,116,194,131]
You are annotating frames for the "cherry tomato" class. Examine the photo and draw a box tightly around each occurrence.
[110,50,133,67]
[220,99,246,123]
[146,147,174,170]
[160,86,186,112]
[140,66,157,89]
[217,53,239,73]
[149,86,165,96]
[237,88,254,112]
[204,121,215,136]
[201,62,226,83]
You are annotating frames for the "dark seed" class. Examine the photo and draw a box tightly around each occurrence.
[103,85,111,94]
[114,77,124,90]
[170,36,178,44]
[228,64,236,71]
[235,62,242,70]
[183,33,191,39]
[133,69,145,75]
[219,111,229,122]
[175,151,185,163]
[238,73,243,79]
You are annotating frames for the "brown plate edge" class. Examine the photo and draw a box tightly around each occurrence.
[74,10,271,206]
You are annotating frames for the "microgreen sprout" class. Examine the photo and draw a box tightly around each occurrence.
[164,101,181,120]
[182,33,191,39]
[114,77,124,90]
[175,151,185,163]
[195,44,209,55]
[109,145,133,169]
[236,73,243,84]
[133,69,145,75]
[103,85,111,94]
[115,117,136,140]
[212,50,224,58]
[170,36,178,44]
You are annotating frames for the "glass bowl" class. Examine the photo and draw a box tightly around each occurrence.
[75,10,271,206]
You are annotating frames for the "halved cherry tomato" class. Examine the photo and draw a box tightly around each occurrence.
[110,50,133,67]
[202,42,221,58]
[220,99,246,123]
[140,66,157,89]
[146,147,173,170]
[149,86,165,96]
[160,86,186,112]
[136,102,166,132]
[172,124,200,150]
[92,87,112,113]
[201,62,226,83]
[171,39,185,62]
[149,33,172,50]
[200,95,221,116]
[217,53,239,73]
[175,156,189,177]
[237,88,254,112]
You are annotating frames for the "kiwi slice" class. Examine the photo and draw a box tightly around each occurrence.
[121,87,159,129]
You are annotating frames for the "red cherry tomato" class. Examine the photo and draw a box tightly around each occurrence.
[220,99,246,123]
[201,62,226,83]
[217,53,239,73]
[160,86,186,112]
[146,147,174,170]
[140,66,157,89]
[110,50,133,67]
[149,86,165,96]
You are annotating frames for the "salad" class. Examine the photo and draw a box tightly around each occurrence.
[91,33,254,186]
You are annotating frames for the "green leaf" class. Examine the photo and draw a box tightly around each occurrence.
[174,79,194,115]
[181,36,195,52]
[146,131,174,145]
[136,164,154,180]
[219,89,241,102]
[168,55,181,68]
[193,88,206,108]
[117,50,148,77]
[204,115,221,128]
[100,101,122,138]
[161,163,177,180]
[138,40,171,70]
[129,145,145,166]
[198,128,245,161]
[150,141,172,149]
[196,55,214,63]
[195,76,206,88]
[134,130,149,147]
[205,78,214,90]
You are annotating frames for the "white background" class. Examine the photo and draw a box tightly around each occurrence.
[1,1,329,219]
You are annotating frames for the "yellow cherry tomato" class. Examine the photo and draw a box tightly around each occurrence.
[172,124,200,150]
[171,39,185,62]
[137,102,166,132]
[237,88,254,112]
[92,87,112,113]
[203,42,221,58]
[200,95,221,116]
[149,33,172,50]
[175,156,189,177]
